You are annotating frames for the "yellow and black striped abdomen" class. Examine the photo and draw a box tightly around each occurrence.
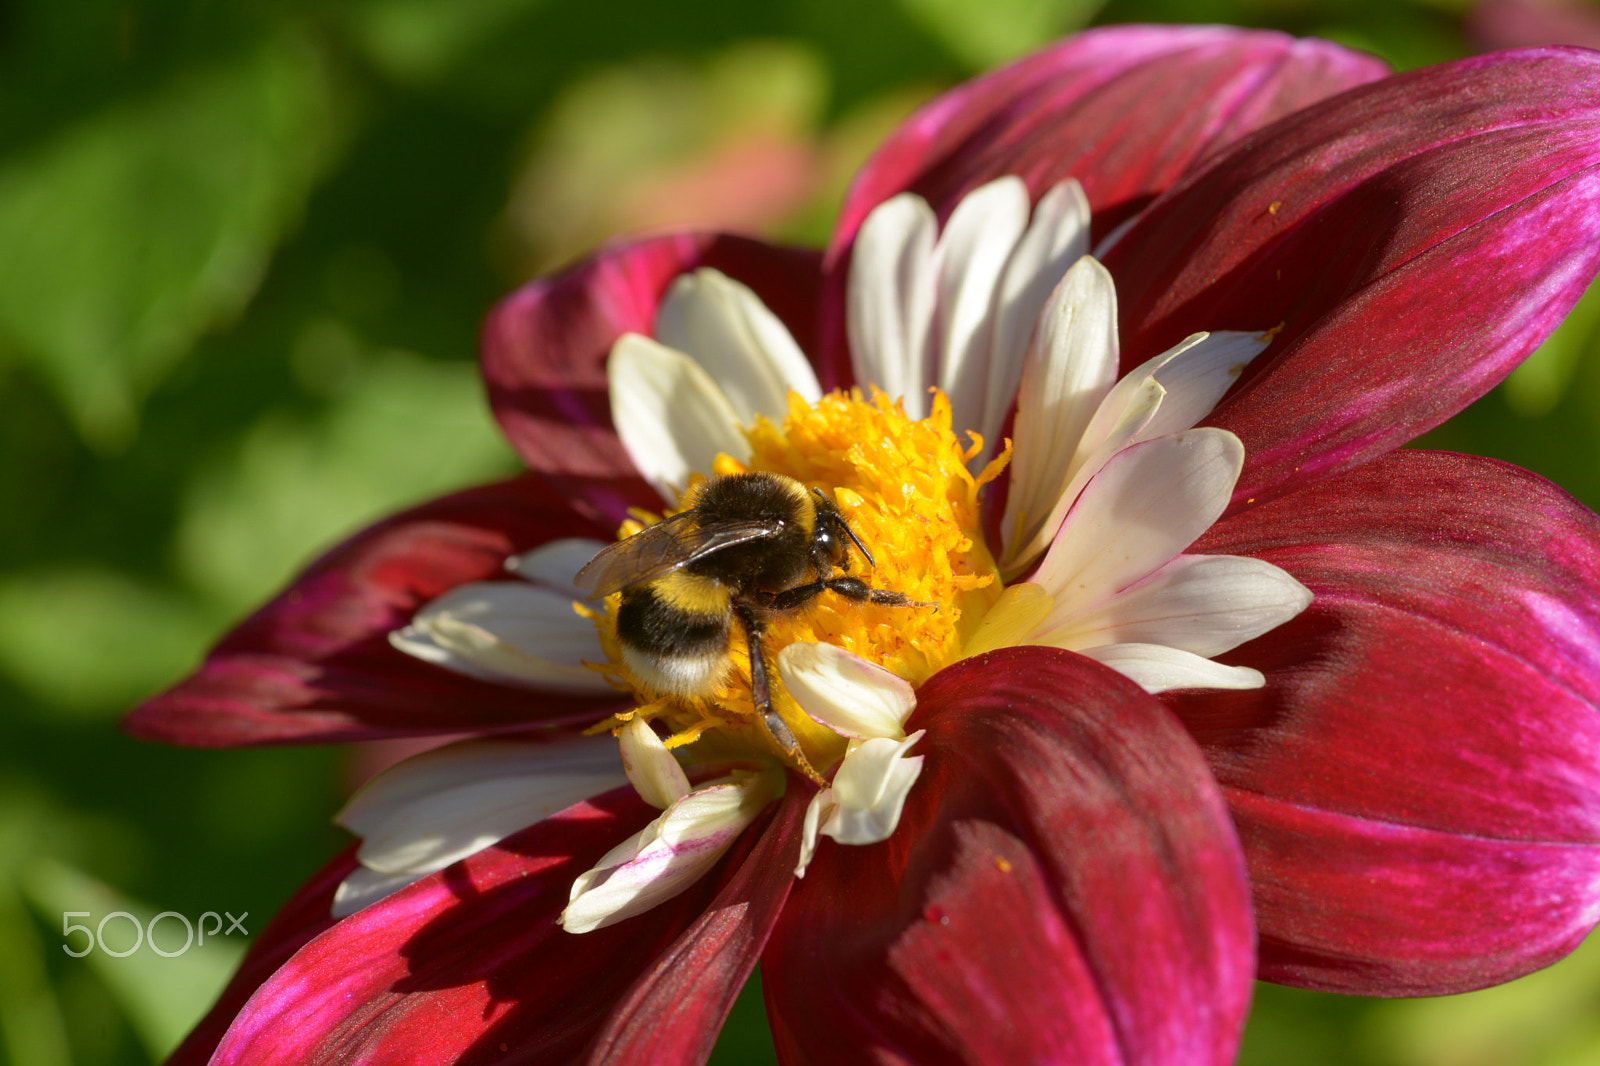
[616,573,733,697]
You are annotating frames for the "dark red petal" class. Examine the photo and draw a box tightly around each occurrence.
[764,648,1253,1066]
[830,25,1388,248]
[125,475,622,747]
[1102,48,1600,511]
[815,25,1387,384]
[166,847,357,1066]
[1181,450,1600,994]
[585,788,804,1064]
[204,784,792,1065]
[481,233,826,527]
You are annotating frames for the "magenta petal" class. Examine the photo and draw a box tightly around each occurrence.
[167,847,358,1066]
[208,784,787,1065]
[482,232,825,525]
[830,25,1388,249]
[763,648,1253,1066]
[1182,450,1600,994]
[125,475,619,747]
[1103,48,1600,510]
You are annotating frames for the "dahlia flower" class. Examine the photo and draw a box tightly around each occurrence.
[128,24,1600,1065]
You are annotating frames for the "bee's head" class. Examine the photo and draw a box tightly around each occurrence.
[810,487,874,572]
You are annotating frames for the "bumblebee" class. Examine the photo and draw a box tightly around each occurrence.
[575,471,917,778]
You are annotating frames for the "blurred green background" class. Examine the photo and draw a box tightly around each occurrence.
[4,0,1599,1062]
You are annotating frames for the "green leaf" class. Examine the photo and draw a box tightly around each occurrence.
[1503,276,1600,418]
[894,0,1103,68]
[341,0,554,84]
[0,34,349,451]
[0,568,214,719]
[175,345,518,614]
[0,885,71,1066]
[22,858,244,1063]
[1360,933,1600,1066]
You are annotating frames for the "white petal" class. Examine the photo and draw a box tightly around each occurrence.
[331,866,425,918]
[560,773,779,933]
[998,265,1270,576]
[821,731,925,846]
[795,787,834,878]
[655,268,821,419]
[1001,256,1122,568]
[848,194,937,418]
[977,179,1092,456]
[388,581,611,693]
[931,177,1031,441]
[777,641,916,740]
[608,333,749,501]
[1069,328,1270,479]
[1079,643,1266,694]
[1134,330,1270,442]
[505,537,609,596]
[619,715,691,809]
[1038,553,1313,657]
[1031,429,1245,617]
[338,735,628,878]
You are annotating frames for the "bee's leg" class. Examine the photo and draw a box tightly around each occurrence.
[763,581,828,612]
[821,576,931,608]
[766,577,930,612]
[735,603,827,787]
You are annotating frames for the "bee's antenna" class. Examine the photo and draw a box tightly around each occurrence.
[843,522,875,568]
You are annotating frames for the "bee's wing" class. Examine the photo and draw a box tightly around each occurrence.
[573,513,783,598]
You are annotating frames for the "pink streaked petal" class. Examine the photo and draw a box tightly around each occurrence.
[764,648,1252,1066]
[561,773,780,933]
[125,476,625,747]
[482,233,824,528]
[209,784,785,1065]
[1103,49,1600,511]
[167,847,358,1066]
[1180,450,1600,993]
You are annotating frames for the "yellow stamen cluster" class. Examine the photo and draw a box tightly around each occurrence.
[586,388,1005,774]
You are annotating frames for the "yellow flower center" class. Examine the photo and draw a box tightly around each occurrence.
[585,388,1005,776]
